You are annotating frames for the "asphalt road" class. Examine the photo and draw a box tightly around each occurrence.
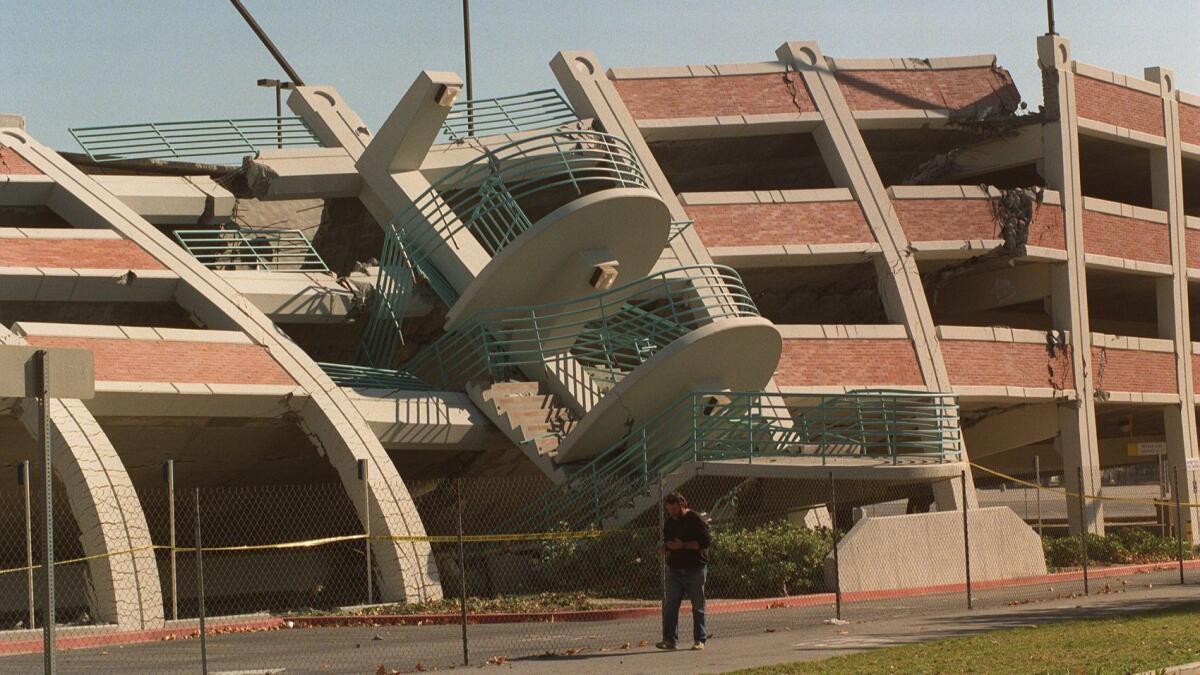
[2,564,1195,674]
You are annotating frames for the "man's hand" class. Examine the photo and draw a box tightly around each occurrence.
[683,541,700,550]
[665,538,684,550]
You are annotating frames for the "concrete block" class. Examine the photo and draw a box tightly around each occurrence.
[825,507,1046,593]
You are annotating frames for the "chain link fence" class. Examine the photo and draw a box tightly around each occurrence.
[0,463,1196,674]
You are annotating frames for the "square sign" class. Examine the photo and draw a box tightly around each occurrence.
[0,346,95,400]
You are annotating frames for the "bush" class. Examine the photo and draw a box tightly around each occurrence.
[708,521,832,598]
[1041,528,1190,569]
[534,520,832,600]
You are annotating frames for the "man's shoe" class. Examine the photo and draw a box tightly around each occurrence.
[691,642,705,651]
[655,641,677,650]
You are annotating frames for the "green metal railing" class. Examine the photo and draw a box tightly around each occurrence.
[441,89,578,142]
[359,129,649,367]
[70,117,322,162]
[506,389,962,532]
[319,363,431,391]
[397,265,757,392]
[174,228,328,272]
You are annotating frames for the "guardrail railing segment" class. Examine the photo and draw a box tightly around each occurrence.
[319,363,431,391]
[70,117,322,162]
[398,265,757,392]
[358,129,649,368]
[440,89,579,142]
[174,228,328,272]
[508,389,962,532]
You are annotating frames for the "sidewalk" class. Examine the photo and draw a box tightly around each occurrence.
[500,584,1200,674]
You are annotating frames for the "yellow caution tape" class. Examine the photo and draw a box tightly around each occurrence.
[0,530,604,576]
[970,462,1200,508]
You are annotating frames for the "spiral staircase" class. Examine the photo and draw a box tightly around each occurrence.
[321,87,964,531]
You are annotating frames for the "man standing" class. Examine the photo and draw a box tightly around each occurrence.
[657,491,710,650]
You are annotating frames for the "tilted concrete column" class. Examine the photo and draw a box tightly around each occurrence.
[774,42,973,510]
[1146,66,1200,541]
[17,400,164,629]
[1037,35,1104,534]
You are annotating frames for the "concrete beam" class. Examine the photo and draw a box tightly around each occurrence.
[964,403,1059,459]
[93,175,234,225]
[932,264,1051,317]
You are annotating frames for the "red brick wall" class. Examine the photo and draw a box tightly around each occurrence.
[834,67,1019,112]
[0,239,166,269]
[776,339,924,386]
[894,199,1066,249]
[24,336,296,386]
[611,73,814,120]
[0,147,41,175]
[686,201,873,247]
[1180,103,1200,146]
[1081,210,1171,265]
[942,340,1074,390]
[1090,346,1175,394]
[1074,76,1164,137]
[1188,230,1200,270]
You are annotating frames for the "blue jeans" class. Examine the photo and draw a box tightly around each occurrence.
[663,566,707,644]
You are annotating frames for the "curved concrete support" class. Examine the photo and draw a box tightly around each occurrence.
[445,187,672,327]
[18,399,164,629]
[556,317,782,462]
[2,132,442,602]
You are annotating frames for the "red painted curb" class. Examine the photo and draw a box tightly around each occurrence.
[4,558,1195,655]
[0,618,284,656]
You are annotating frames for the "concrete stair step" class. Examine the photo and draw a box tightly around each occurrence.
[494,394,557,413]
[480,381,541,401]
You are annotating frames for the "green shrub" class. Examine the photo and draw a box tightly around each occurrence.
[708,521,832,598]
[1041,528,1190,569]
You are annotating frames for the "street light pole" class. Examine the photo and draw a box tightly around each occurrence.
[257,78,293,149]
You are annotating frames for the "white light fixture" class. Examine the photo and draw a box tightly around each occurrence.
[436,84,462,108]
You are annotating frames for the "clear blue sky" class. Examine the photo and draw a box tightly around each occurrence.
[4,1,1198,151]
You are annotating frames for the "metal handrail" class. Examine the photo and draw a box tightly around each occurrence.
[70,117,322,162]
[359,129,650,367]
[398,265,757,391]
[441,89,578,142]
[506,389,962,532]
[319,363,431,391]
[173,228,328,273]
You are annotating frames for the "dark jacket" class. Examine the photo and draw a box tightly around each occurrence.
[663,510,711,568]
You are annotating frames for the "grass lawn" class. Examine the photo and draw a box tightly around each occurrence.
[732,602,1200,674]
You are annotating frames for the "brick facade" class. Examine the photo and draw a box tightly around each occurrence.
[611,73,814,120]
[1081,209,1171,265]
[1074,76,1165,137]
[1090,346,1176,394]
[0,239,166,270]
[24,336,296,386]
[0,147,42,175]
[1186,229,1200,270]
[894,199,1066,249]
[775,339,924,387]
[1180,103,1200,147]
[686,201,873,247]
[833,67,1019,112]
[942,340,1074,390]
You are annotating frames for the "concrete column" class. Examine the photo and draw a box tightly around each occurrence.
[1037,35,1104,534]
[17,400,164,629]
[1146,66,1200,541]
[774,42,973,509]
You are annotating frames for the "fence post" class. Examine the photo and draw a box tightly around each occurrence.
[456,477,468,666]
[164,460,177,621]
[34,350,55,675]
[961,471,971,610]
[658,477,666,603]
[1034,455,1042,537]
[195,488,208,675]
[1174,466,1185,586]
[19,461,34,630]
[358,460,372,605]
[1076,466,1089,596]
[829,472,841,620]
